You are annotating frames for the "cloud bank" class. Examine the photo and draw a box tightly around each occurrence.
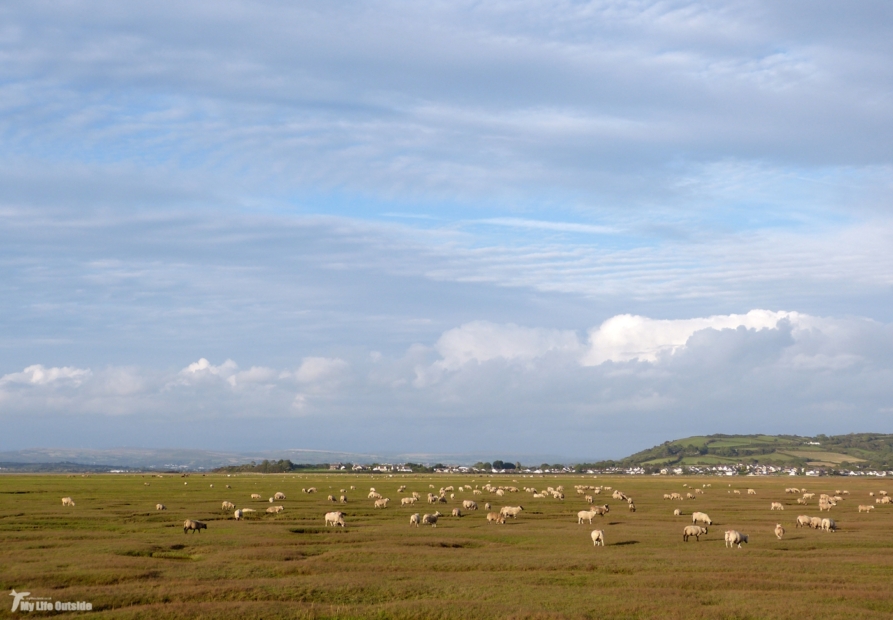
[3,311,891,457]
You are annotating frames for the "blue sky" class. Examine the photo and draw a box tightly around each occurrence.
[1,1,892,460]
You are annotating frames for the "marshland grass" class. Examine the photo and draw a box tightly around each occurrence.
[1,473,892,619]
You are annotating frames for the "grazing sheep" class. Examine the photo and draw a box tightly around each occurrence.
[683,525,707,542]
[775,524,785,540]
[374,498,390,509]
[61,497,75,507]
[612,490,627,501]
[796,515,811,528]
[156,504,166,511]
[401,497,417,506]
[486,512,505,524]
[674,509,682,516]
[802,493,815,500]
[747,489,756,495]
[306,487,317,494]
[691,512,712,526]
[327,495,335,502]
[462,500,478,511]
[339,495,347,504]
[251,493,262,500]
[421,512,441,527]
[451,508,462,517]
[858,505,874,513]
[409,513,420,527]
[500,505,525,519]
[577,509,598,524]
[819,500,834,512]
[724,530,748,548]
[591,529,605,547]
[266,505,284,514]
[222,501,235,510]
[584,495,594,504]
[797,498,807,505]
[369,491,382,500]
[628,502,636,512]
[809,517,823,529]
[733,490,741,495]
[183,519,207,534]
[770,502,784,511]
[484,502,491,510]
[325,511,345,527]
[686,493,695,500]
[268,497,274,503]
[234,509,243,520]
[821,518,837,532]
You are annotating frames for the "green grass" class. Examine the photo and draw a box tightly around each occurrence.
[2,473,893,619]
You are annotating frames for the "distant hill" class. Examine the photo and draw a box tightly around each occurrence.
[587,433,893,471]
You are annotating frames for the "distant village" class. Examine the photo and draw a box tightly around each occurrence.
[327,462,892,477]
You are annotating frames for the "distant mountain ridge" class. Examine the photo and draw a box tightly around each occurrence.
[594,433,893,471]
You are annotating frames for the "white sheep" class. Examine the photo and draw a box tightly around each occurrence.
[409,513,420,527]
[251,493,262,500]
[421,512,441,527]
[486,512,505,524]
[325,511,345,527]
[61,497,75,507]
[500,506,525,519]
[724,530,748,548]
[775,524,785,540]
[821,518,837,532]
[858,505,874,513]
[691,511,712,526]
[770,502,784,511]
[683,525,707,542]
[577,508,598,524]
[796,515,811,528]
[673,508,682,516]
[451,508,462,517]
[156,503,166,511]
[374,498,390,508]
[221,501,235,510]
[462,500,478,511]
[266,505,284,514]
[590,529,605,547]
[401,497,417,506]
[183,519,207,534]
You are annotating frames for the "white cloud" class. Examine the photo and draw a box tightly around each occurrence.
[434,321,581,371]
[293,357,348,383]
[180,358,238,378]
[582,310,803,365]
[0,364,92,387]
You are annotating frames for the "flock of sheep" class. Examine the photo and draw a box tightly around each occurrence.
[56,478,889,549]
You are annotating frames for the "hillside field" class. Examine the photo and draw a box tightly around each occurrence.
[2,473,893,619]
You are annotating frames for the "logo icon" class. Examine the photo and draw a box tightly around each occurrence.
[9,590,30,612]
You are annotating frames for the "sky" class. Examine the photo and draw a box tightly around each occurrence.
[2,1,893,461]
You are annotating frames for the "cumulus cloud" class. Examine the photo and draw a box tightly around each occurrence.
[1,310,892,457]
[434,321,581,370]
[582,310,803,365]
[293,357,348,383]
[0,364,92,387]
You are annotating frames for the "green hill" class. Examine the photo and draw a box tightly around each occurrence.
[586,433,893,471]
